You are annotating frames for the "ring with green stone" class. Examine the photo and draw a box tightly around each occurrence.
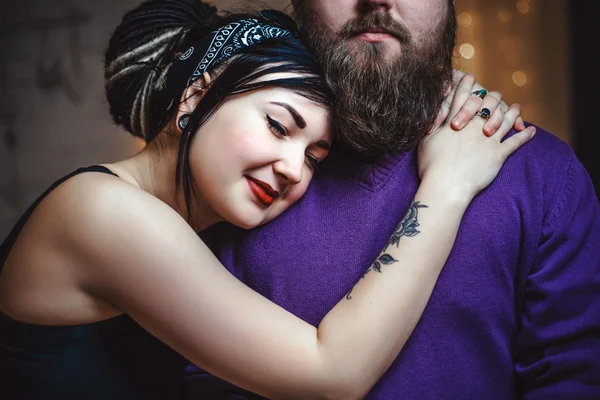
[472,89,487,99]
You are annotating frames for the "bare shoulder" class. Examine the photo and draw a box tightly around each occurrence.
[14,168,198,293]
[50,169,213,290]
[47,170,196,264]
[40,170,163,241]
[0,169,183,323]
[2,169,146,263]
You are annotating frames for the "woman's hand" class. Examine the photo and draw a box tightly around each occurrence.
[418,73,536,204]
[431,70,526,136]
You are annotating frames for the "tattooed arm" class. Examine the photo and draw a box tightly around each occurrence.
[345,201,427,300]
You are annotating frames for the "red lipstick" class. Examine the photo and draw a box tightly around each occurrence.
[246,176,279,206]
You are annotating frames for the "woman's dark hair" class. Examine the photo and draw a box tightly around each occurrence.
[104,0,332,222]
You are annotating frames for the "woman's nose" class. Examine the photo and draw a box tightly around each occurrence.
[273,152,304,185]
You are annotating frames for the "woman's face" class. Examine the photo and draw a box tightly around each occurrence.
[189,80,332,229]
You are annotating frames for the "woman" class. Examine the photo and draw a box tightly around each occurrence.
[0,1,535,399]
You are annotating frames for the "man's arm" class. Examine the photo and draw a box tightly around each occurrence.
[514,152,600,399]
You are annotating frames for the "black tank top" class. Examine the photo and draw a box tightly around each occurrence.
[0,166,185,399]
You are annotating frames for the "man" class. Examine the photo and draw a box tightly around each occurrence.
[186,0,600,398]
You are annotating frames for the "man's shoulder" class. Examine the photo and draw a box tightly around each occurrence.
[512,123,572,165]
[494,123,575,186]
[485,123,597,222]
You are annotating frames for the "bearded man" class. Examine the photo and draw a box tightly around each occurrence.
[185,1,600,398]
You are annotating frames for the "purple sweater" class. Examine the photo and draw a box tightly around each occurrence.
[185,126,600,399]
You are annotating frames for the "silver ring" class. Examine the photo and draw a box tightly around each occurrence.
[475,107,491,120]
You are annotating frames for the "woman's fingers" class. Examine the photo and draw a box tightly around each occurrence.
[451,88,507,133]
[448,73,477,120]
[494,103,537,159]
[480,91,502,136]
[450,91,483,130]
[501,126,536,158]
[429,83,455,134]
[482,107,505,137]
[437,74,527,137]
[494,103,522,141]
[515,116,526,131]
[450,86,528,138]
[481,92,527,135]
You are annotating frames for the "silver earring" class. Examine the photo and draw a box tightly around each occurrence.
[178,114,191,130]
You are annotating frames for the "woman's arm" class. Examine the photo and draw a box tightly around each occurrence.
[65,77,533,399]
[64,177,464,399]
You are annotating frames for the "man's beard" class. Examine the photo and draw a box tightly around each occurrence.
[294,5,457,158]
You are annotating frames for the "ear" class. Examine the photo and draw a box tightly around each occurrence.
[175,71,212,131]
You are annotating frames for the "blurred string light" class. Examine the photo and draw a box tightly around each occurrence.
[516,0,530,14]
[457,12,474,61]
[454,0,571,143]
[457,12,472,27]
[498,9,513,23]
[512,71,528,87]
[456,1,533,88]
[512,0,530,86]
[459,43,475,59]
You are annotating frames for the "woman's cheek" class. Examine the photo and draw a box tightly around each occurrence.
[225,125,269,156]
[289,179,311,203]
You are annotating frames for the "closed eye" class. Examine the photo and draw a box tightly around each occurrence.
[306,154,320,170]
[266,114,287,137]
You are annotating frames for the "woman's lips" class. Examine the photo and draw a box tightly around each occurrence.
[246,176,279,206]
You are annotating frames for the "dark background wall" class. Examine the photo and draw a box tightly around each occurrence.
[571,1,600,196]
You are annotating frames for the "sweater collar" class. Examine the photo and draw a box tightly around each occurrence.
[322,146,415,191]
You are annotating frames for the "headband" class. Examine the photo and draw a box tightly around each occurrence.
[159,11,295,114]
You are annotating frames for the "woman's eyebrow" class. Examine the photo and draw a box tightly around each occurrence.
[271,102,306,129]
